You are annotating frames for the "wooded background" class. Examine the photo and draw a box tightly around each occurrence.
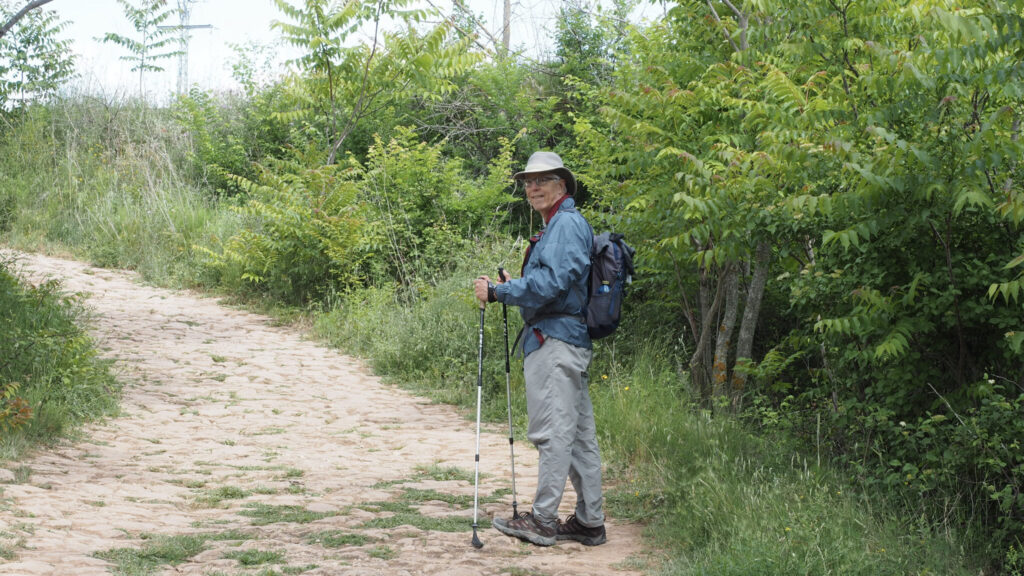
[2,0,1022,572]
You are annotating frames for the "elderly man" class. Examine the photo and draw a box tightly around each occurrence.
[474,151,606,547]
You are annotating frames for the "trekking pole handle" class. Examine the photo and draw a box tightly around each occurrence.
[498,268,510,373]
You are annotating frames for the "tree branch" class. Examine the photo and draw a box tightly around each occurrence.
[928,217,968,387]
[705,0,740,53]
[327,0,384,165]
[718,0,748,51]
[0,0,57,40]
[450,0,502,54]
[669,250,700,346]
[423,0,496,57]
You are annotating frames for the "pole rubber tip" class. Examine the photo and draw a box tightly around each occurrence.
[471,526,483,549]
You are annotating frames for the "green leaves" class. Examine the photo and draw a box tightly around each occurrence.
[196,127,517,300]
[0,1,74,108]
[988,278,1023,305]
[762,68,806,114]
[196,158,366,303]
[0,259,119,440]
[271,0,481,163]
[822,220,878,251]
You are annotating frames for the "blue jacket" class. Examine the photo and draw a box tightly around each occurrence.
[495,196,592,357]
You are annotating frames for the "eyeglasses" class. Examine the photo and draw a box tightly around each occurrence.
[521,175,561,187]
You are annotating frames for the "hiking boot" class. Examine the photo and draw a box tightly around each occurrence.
[492,512,556,546]
[556,514,607,546]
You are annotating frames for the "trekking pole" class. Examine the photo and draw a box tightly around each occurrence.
[498,267,520,519]
[471,300,485,549]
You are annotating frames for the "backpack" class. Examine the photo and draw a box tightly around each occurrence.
[585,232,635,339]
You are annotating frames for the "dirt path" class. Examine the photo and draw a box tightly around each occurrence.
[0,252,645,576]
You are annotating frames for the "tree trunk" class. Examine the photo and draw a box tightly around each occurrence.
[690,264,724,403]
[732,241,771,409]
[712,264,739,404]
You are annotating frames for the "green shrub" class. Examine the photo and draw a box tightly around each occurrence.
[351,127,517,288]
[198,127,517,304]
[0,257,120,456]
[171,85,293,192]
[195,157,366,304]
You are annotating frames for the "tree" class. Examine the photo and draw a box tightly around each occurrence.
[272,0,480,164]
[575,0,791,410]
[100,0,180,97]
[0,0,74,108]
[0,0,55,40]
[578,0,1024,558]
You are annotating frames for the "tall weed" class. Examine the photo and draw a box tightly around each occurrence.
[594,346,975,574]
[313,238,527,421]
[0,98,231,288]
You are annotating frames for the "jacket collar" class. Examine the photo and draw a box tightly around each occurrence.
[544,195,572,224]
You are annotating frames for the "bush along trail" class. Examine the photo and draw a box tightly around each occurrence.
[0,251,643,576]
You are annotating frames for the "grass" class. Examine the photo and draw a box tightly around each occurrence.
[306,530,371,548]
[194,485,251,506]
[223,548,286,566]
[371,463,477,489]
[10,466,31,484]
[587,340,978,576]
[95,533,209,576]
[415,463,475,484]
[367,545,396,560]
[238,503,339,526]
[359,510,486,532]
[354,491,501,532]
[94,530,255,576]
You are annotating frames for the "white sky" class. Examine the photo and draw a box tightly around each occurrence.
[57,0,292,98]
[42,0,586,102]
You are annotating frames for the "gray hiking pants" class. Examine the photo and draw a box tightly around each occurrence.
[523,337,604,529]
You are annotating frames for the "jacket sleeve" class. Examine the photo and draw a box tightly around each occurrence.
[496,213,591,312]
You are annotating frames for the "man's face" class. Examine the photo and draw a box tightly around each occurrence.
[523,173,566,216]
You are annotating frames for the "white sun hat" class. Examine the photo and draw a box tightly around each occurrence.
[513,151,577,195]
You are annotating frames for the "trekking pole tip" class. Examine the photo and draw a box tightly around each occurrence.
[471,526,484,549]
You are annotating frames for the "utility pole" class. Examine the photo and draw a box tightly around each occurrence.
[159,0,211,95]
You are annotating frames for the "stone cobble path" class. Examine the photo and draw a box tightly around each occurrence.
[0,252,643,576]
